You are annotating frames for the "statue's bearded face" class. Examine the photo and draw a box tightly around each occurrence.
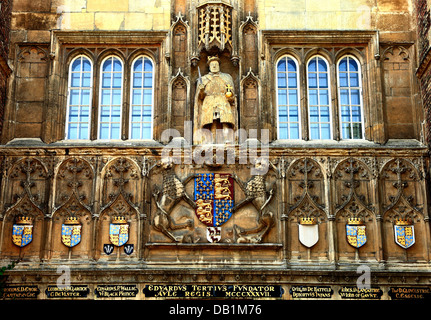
[209,60,220,73]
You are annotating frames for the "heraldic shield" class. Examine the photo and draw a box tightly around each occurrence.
[394,219,415,249]
[61,217,81,248]
[195,173,234,242]
[346,218,367,248]
[109,216,129,247]
[298,217,319,248]
[12,216,33,247]
[194,173,234,227]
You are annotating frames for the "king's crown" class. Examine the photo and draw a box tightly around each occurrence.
[300,217,316,225]
[395,218,412,226]
[64,216,80,225]
[15,216,33,225]
[347,217,363,225]
[112,216,127,224]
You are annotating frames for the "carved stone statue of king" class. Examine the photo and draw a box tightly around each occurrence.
[193,56,237,144]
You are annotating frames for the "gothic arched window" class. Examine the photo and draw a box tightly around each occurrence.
[338,55,364,139]
[276,55,301,139]
[130,56,154,140]
[65,55,93,140]
[307,56,332,140]
[98,56,123,140]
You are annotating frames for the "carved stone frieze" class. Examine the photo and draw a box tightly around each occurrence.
[0,151,428,268]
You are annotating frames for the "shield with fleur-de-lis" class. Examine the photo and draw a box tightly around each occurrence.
[394,219,415,249]
[12,217,33,247]
[61,217,82,248]
[346,217,367,248]
[194,173,234,242]
[109,216,129,247]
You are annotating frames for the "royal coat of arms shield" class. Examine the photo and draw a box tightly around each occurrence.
[61,217,81,248]
[346,218,367,248]
[12,217,33,247]
[394,219,415,249]
[109,217,129,247]
[194,173,234,242]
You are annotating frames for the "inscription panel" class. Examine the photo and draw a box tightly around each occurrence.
[143,284,284,298]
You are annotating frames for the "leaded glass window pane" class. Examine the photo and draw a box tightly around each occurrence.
[338,56,364,139]
[66,56,93,140]
[130,56,154,139]
[98,56,123,140]
[277,56,300,139]
[307,56,332,140]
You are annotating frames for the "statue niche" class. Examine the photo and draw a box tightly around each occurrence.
[193,55,237,144]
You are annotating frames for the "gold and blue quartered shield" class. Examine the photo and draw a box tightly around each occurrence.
[61,224,81,248]
[346,224,367,248]
[194,173,234,227]
[109,218,129,247]
[394,224,415,249]
[12,224,33,247]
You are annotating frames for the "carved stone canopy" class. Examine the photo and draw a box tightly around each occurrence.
[197,0,233,54]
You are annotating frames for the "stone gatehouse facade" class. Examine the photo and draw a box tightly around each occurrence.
[0,0,430,300]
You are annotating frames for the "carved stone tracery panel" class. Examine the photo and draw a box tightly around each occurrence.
[334,158,374,222]
[333,158,378,261]
[285,158,328,261]
[6,158,48,210]
[50,157,94,259]
[55,157,94,210]
[173,23,188,73]
[287,158,325,219]
[1,157,47,259]
[380,158,427,262]
[97,157,142,258]
[101,157,141,210]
